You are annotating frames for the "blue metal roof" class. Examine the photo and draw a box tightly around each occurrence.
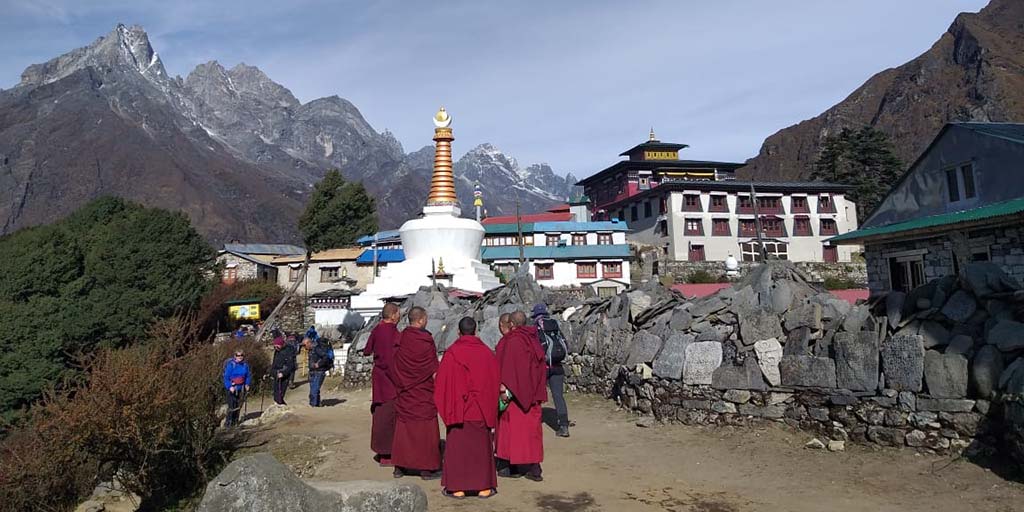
[356,230,402,245]
[480,245,631,261]
[356,248,406,264]
[484,223,534,234]
[222,243,304,255]
[532,221,628,232]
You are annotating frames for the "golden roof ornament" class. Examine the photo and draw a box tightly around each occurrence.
[427,106,458,206]
[649,127,657,141]
[436,257,446,274]
[433,107,452,128]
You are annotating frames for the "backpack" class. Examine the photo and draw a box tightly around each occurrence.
[538,318,568,366]
[320,340,335,370]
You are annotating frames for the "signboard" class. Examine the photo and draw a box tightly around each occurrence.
[228,304,260,320]
[643,150,678,160]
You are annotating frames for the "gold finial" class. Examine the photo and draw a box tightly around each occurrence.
[427,107,458,206]
[433,107,452,128]
[649,127,657,141]
[437,257,446,274]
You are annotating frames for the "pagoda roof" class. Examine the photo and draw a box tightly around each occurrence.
[618,140,689,156]
[576,159,745,187]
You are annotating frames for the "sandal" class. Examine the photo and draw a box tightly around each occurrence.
[478,489,497,499]
[442,489,466,500]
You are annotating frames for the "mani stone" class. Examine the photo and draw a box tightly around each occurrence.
[881,334,925,392]
[625,331,663,367]
[682,341,723,385]
[886,291,906,329]
[842,305,871,333]
[669,308,693,331]
[918,321,951,349]
[833,331,879,392]
[784,327,812,356]
[652,334,693,380]
[970,345,1004,398]
[986,320,1024,352]
[779,355,837,389]
[754,338,784,386]
[690,296,726,319]
[738,309,784,346]
[923,350,968,398]
[769,281,794,314]
[711,357,767,391]
[940,290,977,323]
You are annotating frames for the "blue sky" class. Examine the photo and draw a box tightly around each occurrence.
[0,0,989,177]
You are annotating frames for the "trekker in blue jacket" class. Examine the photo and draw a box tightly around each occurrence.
[223,350,252,427]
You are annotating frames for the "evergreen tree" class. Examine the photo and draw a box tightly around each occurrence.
[298,170,379,252]
[811,127,903,223]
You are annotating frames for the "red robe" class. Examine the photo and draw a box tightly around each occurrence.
[495,325,547,465]
[434,335,501,491]
[363,321,400,456]
[390,326,441,471]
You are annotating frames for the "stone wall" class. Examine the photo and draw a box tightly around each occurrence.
[663,260,867,287]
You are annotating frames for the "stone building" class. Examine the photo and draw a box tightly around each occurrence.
[830,123,1024,295]
[272,247,368,295]
[216,243,304,284]
[576,131,858,263]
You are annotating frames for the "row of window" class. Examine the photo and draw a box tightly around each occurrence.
[533,261,623,280]
[484,233,616,247]
[624,194,836,222]
[679,217,837,237]
[685,242,839,263]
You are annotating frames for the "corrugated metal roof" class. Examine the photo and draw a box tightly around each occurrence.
[356,230,402,245]
[481,244,631,261]
[484,223,535,234]
[272,247,363,264]
[829,197,1024,244]
[223,243,305,255]
[955,122,1024,145]
[355,249,406,264]
[481,212,573,225]
[533,221,629,232]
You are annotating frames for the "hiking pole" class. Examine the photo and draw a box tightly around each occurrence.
[260,375,266,413]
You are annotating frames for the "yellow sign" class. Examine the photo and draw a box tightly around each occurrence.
[228,304,260,320]
[644,150,677,160]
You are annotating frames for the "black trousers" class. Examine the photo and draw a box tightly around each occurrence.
[548,371,568,425]
[225,389,245,426]
[273,374,290,405]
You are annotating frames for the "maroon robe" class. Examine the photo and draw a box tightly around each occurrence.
[390,326,441,471]
[435,335,500,491]
[495,325,547,465]
[363,321,400,456]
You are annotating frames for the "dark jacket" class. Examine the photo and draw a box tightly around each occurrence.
[308,342,331,372]
[271,345,297,376]
[535,315,565,375]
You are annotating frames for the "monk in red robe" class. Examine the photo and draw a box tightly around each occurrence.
[495,310,547,482]
[362,302,401,466]
[389,306,442,479]
[434,316,500,499]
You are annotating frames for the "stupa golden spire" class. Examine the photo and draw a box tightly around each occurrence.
[427,107,458,206]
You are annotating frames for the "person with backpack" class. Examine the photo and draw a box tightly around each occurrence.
[532,303,570,438]
[271,337,297,405]
[304,336,333,407]
[222,349,252,427]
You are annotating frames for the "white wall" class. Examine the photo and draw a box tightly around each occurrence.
[275,260,374,295]
[492,258,631,288]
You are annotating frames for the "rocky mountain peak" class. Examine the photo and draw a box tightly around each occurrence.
[19,23,167,88]
[225,63,299,108]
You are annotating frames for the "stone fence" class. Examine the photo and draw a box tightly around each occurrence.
[662,260,867,287]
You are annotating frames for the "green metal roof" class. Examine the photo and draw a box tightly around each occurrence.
[829,197,1024,244]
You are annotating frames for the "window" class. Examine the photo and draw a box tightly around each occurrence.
[818,195,835,213]
[709,195,727,212]
[630,205,638,222]
[495,263,516,279]
[688,245,706,262]
[223,267,238,284]
[961,164,976,199]
[602,262,623,278]
[597,233,613,245]
[535,263,554,280]
[683,194,701,212]
[758,197,783,214]
[793,216,812,236]
[576,262,597,278]
[712,218,730,236]
[546,234,561,246]
[889,256,925,293]
[761,216,785,237]
[289,266,301,282]
[820,219,838,236]
[644,201,652,218]
[737,196,754,213]
[684,218,703,236]
[572,234,586,246]
[946,168,960,202]
[320,267,339,282]
[823,246,838,263]
[791,196,809,213]
[598,286,618,298]
[740,241,789,262]
[657,219,668,236]
[739,219,757,237]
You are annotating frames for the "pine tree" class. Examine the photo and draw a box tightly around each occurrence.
[298,170,379,252]
[811,126,903,222]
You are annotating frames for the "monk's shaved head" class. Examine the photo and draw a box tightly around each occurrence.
[382,302,400,322]
[499,313,512,335]
[510,311,527,327]
[408,306,428,327]
[458,316,477,335]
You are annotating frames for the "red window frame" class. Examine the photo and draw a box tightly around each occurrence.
[793,216,812,236]
[535,263,554,280]
[761,216,785,237]
[688,245,706,262]
[737,196,754,214]
[739,219,757,237]
[823,246,838,263]
[820,218,838,236]
[791,196,809,213]
[758,197,784,214]
[818,195,836,213]
[576,262,597,278]
[602,261,623,278]
[684,218,704,236]
[683,194,702,212]
[711,218,730,236]
[709,195,728,213]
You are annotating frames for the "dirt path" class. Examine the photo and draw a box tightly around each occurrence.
[244,384,1024,512]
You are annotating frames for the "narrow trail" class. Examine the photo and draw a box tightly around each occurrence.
[242,383,1023,512]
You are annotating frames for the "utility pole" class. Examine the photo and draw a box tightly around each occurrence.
[749,182,768,262]
[371,232,378,283]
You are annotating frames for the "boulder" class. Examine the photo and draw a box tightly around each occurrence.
[690,296,726,319]
[723,389,752,404]
[478,317,501,350]
[945,335,975,356]
[738,309,784,346]
[196,454,427,512]
[770,281,794,314]
[652,334,693,380]
[668,308,693,331]
[916,398,975,413]
[881,334,925,392]
[986,320,1024,352]
[841,305,871,333]
[940,290,977,323]
[833,331,879,392]
[999,357,1024,394]
[923,351,968,398]
[918,321,950,349]
[753,338,783,386]
[682,341,723,385]
[627,291,653,319]
[624,331,663,367]
[971,345,1003,398]
[783,326,811,356]
[711,357,767,391]
[960,262,1020,297]
[885,291,906,330]
[779,355,837,388]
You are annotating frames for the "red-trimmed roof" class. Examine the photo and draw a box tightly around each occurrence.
[481,212,572,225]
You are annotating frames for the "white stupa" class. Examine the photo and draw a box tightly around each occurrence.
[350,108,501,317]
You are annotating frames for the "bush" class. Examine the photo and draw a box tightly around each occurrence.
[194,280,286,338]
[0,320,269,511]
[823,276,861,290]
[686,270,721,284]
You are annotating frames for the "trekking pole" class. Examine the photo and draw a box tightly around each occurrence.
[260,375,266,413]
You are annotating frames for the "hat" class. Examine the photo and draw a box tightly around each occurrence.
[273,337,285,348]
[531,303,549,318]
